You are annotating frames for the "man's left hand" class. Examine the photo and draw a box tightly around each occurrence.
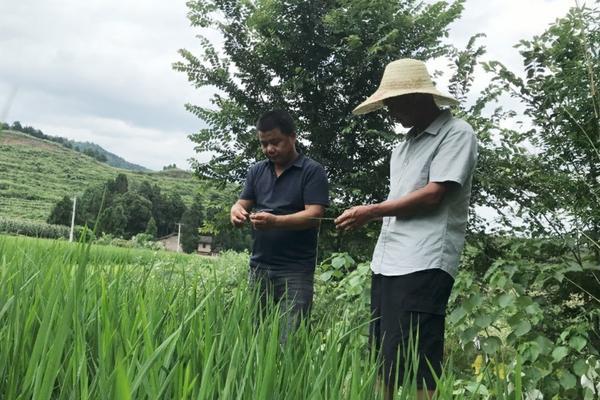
[335,205,375,231]
[250,212,278,230]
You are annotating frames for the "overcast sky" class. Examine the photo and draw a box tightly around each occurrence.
[0,0,572,171]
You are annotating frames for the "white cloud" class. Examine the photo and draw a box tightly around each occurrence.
[0,0,213,170]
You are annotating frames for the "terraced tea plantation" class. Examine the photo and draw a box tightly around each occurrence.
[0,130,199,222]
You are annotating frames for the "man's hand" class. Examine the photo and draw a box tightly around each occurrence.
[335,205,376,231]
[230,203,250,227]
[250,211,278,230]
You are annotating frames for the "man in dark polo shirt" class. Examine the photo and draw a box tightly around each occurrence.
[230,109,329,337]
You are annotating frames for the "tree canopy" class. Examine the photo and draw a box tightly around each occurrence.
[175,0,464,204]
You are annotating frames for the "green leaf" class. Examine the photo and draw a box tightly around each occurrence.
[114,359,132,400]
[573,358,588,376]
[525,303,540,315]
[558,369,576,390]
[585,388,597,400]
[131,326,182,393]
[497,293,515,308]
[492,274,508,289]
[348,275,362,288]
[520,341,541,362]
[331,256,346,270]
[552,346,569,362]
[516,296,533,308]
[464,293,483,311]
[481,336,502,355]
[513,319,532,337]
[535,335,554,355]
[319,270,334,282]
[568,336,587,352]
[447,306,467,325]
[357,263,370,273]
[474,313,492,328]
[460,327,480,343]
[560,330,570,342]
[465,382,489,395]
[553,272,565,282]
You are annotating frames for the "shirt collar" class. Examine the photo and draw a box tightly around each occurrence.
[292,153,305,168]
[425,109,452,135]
[408,109,452,138]
[268,153,305,169]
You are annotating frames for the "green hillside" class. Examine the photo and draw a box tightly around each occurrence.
[0,130,200,223]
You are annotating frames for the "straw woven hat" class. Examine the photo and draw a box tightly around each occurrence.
[352,58,459,115]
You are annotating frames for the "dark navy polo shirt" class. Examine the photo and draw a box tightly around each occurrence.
[240,154,329,271]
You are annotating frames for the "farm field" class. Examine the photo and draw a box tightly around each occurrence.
[0,130,199,223]
[0,235,383,399]
[0,234,539,399]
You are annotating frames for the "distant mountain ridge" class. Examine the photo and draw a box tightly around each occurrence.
[69,140,151,172]
[1,121,151,172]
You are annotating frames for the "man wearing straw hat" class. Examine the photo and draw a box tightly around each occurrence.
[335,59,478,398]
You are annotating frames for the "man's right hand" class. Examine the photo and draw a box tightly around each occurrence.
[230,203,250,227]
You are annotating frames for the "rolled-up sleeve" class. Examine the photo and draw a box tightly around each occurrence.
[429,127,478,187]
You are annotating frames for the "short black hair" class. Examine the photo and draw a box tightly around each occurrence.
[256,109,295,136]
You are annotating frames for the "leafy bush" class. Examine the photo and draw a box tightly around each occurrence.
[131,233,164,250]
[316,253,370,310]
[314,253,371,348]
[0,217,92,241]
[446,237,600,399]
[316,241,600,399]
[94,232,165,251]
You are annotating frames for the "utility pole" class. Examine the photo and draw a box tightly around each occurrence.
[69,196,77,242]
[176,223,183,252]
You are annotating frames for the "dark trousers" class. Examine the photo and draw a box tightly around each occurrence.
[248,265,314,342]
[370,270,454,390]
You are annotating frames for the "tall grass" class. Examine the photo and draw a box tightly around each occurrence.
[0,236,378,399]
[0,235,520,399]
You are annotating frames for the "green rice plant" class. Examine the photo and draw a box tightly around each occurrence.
[0,236,381,399]
[0,234,544,399]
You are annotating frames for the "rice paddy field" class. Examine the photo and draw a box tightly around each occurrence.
[0,235,524,399]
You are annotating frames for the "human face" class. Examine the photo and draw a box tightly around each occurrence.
[258,128,296,166]
[384,94,427,128]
